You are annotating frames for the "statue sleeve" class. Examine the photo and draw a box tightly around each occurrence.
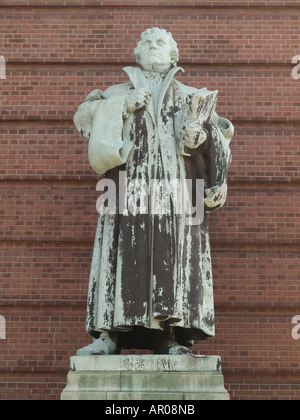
[183,114,234,213]
[74,95,132,175]
[73,100,102,140]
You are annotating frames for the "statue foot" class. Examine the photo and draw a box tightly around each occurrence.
[76,332,117,356]
[155,339,193,355]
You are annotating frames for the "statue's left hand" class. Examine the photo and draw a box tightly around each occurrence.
[181,120,208,149]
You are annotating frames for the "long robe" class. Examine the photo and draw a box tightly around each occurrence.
[74,66,233,345]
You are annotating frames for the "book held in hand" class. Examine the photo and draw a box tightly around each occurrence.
[183,89,218,125]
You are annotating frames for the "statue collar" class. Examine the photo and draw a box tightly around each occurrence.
[143,68,171,82]
[123,66,184,92]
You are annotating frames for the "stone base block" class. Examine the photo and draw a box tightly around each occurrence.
[61,355,229,400]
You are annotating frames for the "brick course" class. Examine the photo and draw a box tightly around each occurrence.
[0,1,300,400]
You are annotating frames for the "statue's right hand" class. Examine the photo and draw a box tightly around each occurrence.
[126,88,152,114]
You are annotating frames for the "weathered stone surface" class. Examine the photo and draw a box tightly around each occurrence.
[73,27,233,355]
[69,354,221,372]
[61,355,230,400]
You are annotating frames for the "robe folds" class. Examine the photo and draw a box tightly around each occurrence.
[74,66,234,344]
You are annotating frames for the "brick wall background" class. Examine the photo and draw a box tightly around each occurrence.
[0,0,300,400]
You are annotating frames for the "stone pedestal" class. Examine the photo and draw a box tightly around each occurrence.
[61,355,229,400]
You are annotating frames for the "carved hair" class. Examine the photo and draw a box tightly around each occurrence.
[134,27,179,66]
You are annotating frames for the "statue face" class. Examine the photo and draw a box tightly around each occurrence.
[138,33,173,72]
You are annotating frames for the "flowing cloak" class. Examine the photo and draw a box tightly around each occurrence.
[74,66,234,344]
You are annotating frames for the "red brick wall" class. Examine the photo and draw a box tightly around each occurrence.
[1,1,300,400]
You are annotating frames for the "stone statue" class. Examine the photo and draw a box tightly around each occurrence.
[73,28,233,356]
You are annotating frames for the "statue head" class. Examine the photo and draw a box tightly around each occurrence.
[134,27,179,72]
